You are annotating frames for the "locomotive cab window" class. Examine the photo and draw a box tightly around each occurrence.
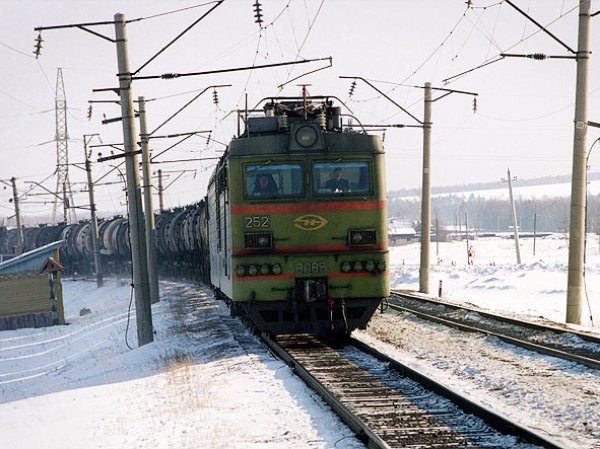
[245,163,303,198]
[312,161,371,196]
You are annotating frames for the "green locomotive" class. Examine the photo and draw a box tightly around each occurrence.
[207,94,389,335]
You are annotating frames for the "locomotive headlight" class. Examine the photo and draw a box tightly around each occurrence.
[295,125,318,147]
[377,260,386,272]
[260,264,270,275]
[353,261,363,272]
[341,261,351,272]
[244,232,272,249]
[247,264,258,276]
[272,263,282,275]
[348,229,377,247]
[236,264,246,276]
[365,260,375,272]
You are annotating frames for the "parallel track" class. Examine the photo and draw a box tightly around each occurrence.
[389,290,600,370]
[263,333,568,449]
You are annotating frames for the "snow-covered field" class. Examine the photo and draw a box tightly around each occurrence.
[1,235,599,448]
[391,234,600,327]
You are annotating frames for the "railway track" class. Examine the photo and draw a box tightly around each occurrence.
[263,333,568,449]
[389,290,600,370]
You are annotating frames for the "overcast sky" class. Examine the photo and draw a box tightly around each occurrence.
[1,0,598,220]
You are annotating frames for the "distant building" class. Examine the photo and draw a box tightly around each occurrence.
[388,219,416,246]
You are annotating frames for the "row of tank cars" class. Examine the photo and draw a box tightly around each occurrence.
[1,95,390,336]
[0,203,209,282]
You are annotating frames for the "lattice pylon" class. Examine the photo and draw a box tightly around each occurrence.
[53,68,76,224]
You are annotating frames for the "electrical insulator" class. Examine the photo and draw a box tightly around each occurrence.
[253,0,263,26]
[205,131,212,149]
[212,89,219,106]
[348,80,357,98]
[472,97,477,113]
[33,33,43,59]
[528,53,547,60]
[87,105,93,120]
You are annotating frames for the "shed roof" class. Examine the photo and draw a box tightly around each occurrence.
[0,241,64,274]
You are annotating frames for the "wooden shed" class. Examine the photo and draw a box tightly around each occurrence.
[0,240,65,331]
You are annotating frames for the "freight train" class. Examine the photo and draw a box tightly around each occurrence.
[0,94,389,335]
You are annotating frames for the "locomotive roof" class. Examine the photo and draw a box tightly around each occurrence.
[227,97,384,157]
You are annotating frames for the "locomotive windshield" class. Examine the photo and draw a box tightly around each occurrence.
[245,163,304,198]
[313,161,371,196]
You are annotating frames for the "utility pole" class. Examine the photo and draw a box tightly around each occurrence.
[533,212,537,257]
[419,82,432,294]
[62,182,68,223]
[10,177,24,253]
[152,169,197,212]
[435,217,439,258]
[115,13,153,346]
[84,134,103,288]
[338,78,478,290]
[465,212,469,263]
[503,169,522,264]
[138,96,160,304]
[157,169,164,212]
[566,0,592,325]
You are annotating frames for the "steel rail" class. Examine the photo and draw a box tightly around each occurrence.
[261,333,391,449]
[350,338,570,449]
[263,333,569,449]
[390,291,600,370]
[392,289,600,343]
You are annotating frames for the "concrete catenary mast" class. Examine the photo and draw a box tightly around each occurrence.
[566,0,592,324]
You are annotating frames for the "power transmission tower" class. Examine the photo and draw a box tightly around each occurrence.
[53,68,76,224]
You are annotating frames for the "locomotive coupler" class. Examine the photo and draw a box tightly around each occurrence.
[296,277,327,303]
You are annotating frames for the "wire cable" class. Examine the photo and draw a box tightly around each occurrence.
[583,137,600,325]
[137,1,221,21]
[278,0,325,90]
[444,1,580,84]
[0,40,35,58]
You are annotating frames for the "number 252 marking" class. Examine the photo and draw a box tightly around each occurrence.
[245,216,270,228]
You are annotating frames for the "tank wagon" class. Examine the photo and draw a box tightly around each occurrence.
[1,95,389,336]
[208,95,389,334]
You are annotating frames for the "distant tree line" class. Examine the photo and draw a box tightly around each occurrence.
[391,172,600,198]
[388,193,600,233]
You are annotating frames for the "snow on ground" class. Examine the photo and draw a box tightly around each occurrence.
[0,281,364,449]
[390,234,600,328]
[1,234,600,448]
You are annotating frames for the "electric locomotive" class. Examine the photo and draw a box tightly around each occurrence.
[207,94,389,335]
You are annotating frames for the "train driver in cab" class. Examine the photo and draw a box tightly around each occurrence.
[325,168,350,192]
[253,173,279,195]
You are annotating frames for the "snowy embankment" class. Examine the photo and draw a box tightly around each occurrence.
[0,281,364,449]
[1,234,599,448]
